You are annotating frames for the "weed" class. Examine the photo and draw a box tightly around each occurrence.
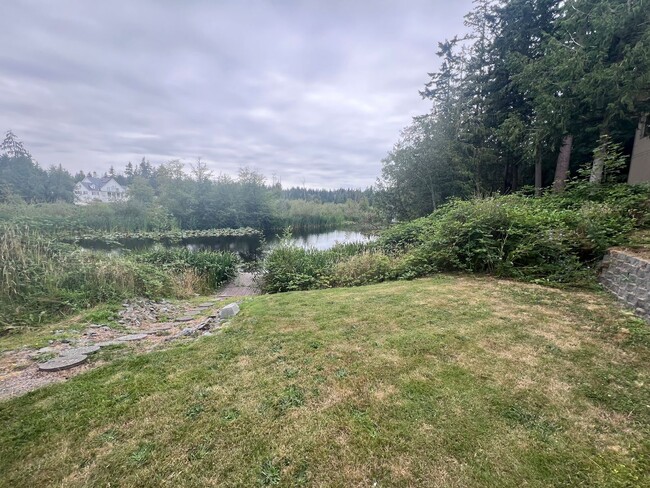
[185,404,204,420]
[276,385,305,414]
[258,458,281,486]
[129,443,154,465]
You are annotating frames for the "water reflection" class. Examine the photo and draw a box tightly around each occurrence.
[267,229,373,251]
[78,229,374,261]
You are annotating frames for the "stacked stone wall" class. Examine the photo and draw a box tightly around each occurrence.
[600,249,650,321]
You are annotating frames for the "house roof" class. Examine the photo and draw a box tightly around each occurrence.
[77,177,122,192]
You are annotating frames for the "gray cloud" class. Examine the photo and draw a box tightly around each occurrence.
[0,0,472,188]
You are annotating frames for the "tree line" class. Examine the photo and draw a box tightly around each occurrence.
[0,131,378,231]
[378,0,650,220]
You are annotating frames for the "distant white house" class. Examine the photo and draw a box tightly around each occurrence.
[74,176,127,205]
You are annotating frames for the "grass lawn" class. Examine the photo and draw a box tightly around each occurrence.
[1,275,649,487]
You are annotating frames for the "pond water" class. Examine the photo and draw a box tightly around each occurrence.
[267,229,374,251]
[78,229,374,261]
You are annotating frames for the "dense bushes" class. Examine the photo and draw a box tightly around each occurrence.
[261,183,650,292]
[136,248,238,290]
[0,226,238,330]
[261,240,397,293]
[274,199,382,230]
[384,183,650,286]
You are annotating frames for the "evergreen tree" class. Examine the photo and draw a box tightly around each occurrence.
[1,130,31,159]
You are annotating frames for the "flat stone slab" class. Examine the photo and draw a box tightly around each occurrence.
[61,346,100,356]
[96,340,123,347]
[38,355,88,372]
[175,316,195,322]
[219,303,240,319]
[116,334,148,342]
[198,302,216,308]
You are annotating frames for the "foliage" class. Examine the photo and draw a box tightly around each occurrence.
[0,225,238,330]
[0,200,176,234]
[263,183,650,291]
[261,242,338,293]
[381,183,650,287]
[378,0,650,220]
[1,132,383,233]
[332,252,397,287]
[136,247,238,289]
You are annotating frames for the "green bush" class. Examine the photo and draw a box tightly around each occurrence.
[136,247,238,288]
[384,184,650,287]
[261,244,337,293]
[262,183,650,292]
[332,252,397,287]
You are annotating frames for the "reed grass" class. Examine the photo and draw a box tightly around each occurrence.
[0,225,238,331]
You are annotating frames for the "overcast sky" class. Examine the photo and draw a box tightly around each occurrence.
[0,0,472,188]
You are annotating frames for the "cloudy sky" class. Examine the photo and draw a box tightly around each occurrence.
[0,0,472,188]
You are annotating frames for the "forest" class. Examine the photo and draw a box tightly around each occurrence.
[377,0,650,220]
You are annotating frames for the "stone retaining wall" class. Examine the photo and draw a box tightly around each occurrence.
[600,249,650,321]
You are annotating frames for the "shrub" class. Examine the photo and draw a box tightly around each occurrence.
[261,183,650,293]
[136,247,238,289]
[332,252,397,287]
[261,244,336,293]
[383,184,650,287]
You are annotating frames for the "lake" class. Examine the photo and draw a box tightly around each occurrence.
[78,229,374,261]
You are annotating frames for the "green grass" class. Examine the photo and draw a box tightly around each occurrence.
[1,276,649,487]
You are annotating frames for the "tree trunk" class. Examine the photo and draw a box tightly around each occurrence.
[589,129,609,184]
[534,143,543,197]
[552,135,573,193]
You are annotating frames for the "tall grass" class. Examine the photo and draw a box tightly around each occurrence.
[0,225,238,330]
[0,201,176,235]
[273,199,383,231]
[136,247,238,290]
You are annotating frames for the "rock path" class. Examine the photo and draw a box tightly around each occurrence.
[0,286,250,400]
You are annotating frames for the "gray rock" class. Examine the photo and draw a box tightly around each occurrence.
[96,340,123,347]
[198,302,216,308]
[37,346,55,354]
[38,355,88,372]
[60,345,100,356]
[196,322,210,331]
[175,316,194,323]
[202,331,213,336]
[116,334,148,342]
[180,327,195,336]
[219,303,240,319]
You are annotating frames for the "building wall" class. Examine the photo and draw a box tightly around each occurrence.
[628,114,650,184]
[600,249,650,321]
[74,179,127,205]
